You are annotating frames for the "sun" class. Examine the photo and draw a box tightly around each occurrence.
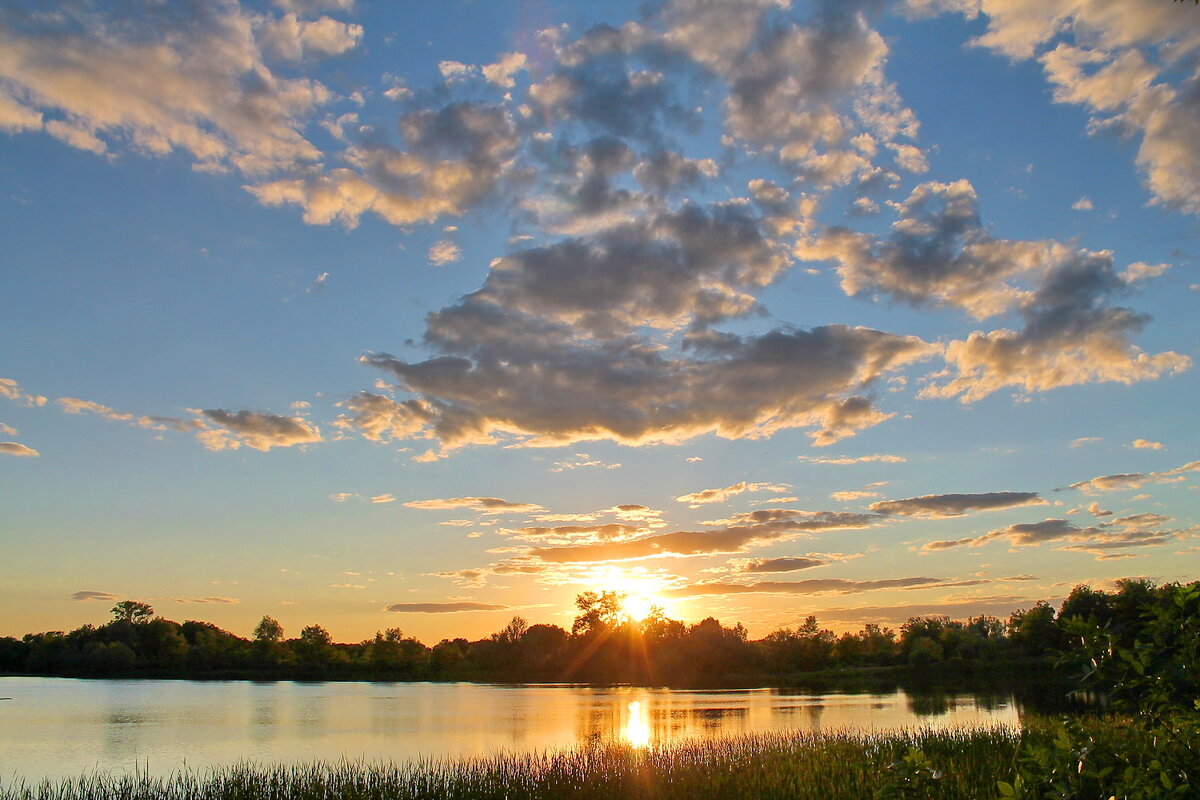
[583,565,671,621]
[622,592,657,621]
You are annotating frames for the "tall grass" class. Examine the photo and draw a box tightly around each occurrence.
[1,727,1025,800]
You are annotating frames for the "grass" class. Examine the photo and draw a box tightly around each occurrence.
[1,726,1028,800]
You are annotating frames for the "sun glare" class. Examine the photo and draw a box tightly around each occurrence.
[583,566,671,622]
[622,592,656,621]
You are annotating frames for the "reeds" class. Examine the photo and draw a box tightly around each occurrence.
[1,726,1025,800]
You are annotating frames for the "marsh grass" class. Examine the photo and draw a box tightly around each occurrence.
[1,726,1029,800]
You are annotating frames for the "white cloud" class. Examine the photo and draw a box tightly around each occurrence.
[675,481,790,506]
[0,378,47,407]
[404,496,545,515]
[428,240,462,266]
[0,0,344,176]
[196,409,321,452]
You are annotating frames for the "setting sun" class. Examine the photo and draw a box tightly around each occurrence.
[582,566,671,622]
[622,593,657,622]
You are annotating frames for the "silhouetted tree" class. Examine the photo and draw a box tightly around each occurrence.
[571,591,625,637]
[1007,602,1060,655]
[111,600,154,624]
[253,615,284,643]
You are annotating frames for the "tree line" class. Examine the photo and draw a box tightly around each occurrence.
[0,579,1187,684]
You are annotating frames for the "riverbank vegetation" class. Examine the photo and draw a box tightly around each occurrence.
[3,581,1196,799]
[1,579,1184,686]
[0,727,1029,800]
[0,714,1190,800]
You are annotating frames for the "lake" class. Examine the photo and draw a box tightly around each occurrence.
[0,677,1020,783]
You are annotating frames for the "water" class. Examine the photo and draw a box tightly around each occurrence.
[0,676,1020,783]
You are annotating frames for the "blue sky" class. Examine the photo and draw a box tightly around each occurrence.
[1,0,1198,644]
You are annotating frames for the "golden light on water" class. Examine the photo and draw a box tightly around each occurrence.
[622,700,651,748]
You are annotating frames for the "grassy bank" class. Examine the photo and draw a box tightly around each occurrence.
[8,713,1190,800]
[2,727,1025,800]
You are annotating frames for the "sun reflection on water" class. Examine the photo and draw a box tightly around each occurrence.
[622,700,651,748]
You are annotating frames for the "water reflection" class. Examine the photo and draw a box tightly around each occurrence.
[623,701,650,748]
[0,677,1024,782]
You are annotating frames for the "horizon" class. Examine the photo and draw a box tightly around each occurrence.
[2,0,1198,645]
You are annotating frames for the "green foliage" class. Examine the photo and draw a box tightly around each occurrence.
[879,747,942,800]
[0,728,1021,800]
[997,582,1200,800]
[252,615,284,643]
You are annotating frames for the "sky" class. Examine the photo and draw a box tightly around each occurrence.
[1,0,1198,645]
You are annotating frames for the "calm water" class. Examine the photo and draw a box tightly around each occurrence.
[0,677,1020,783]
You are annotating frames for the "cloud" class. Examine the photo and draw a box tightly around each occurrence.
[0,378,47,407]
[527,510,876,563]
[801,179,1189,403]
[799,454,907,464]
[815,595,1040,625]
[370,494,395,504]
[1069,459,1200,493]
[1072,196,1093,211]
[248,101,520,228]
[259,13,362,62]
[912,0,1200,217]
[57,398,133,421]
[335,392,433,443]
[718,1,921,179]
[800,179,1057,319]
[404,496,546,514]
[0,442,39,457]
[71,590,119,602]
[428,240,462,266]
[0,0,347,176]
[724,556,831,574]
[870,491,1045,518]
[1131,438,1163,450]
[921,537,976,551]
[366,325,929,453]
[167,596,239,604]
[939,511,1191,556]
[1070,437,1102,448]
[675,481,790,506]
[196,409,322,451]
[482,51,527,89]
[830,489,882,501]
[550,453,622,472]
[436,202,792,338]
[661,576,944,599]
[499,523,649,545]
[977,518,1091,547]
[386,601,509,613]
[304,273,330,294]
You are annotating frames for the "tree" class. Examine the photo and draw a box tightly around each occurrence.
[571,591,625,637]
[495,616,529,645]
[110,600,154,624]
[253,615,284,643]
[1007,602,1060,655]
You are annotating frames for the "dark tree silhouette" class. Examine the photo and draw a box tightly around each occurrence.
[253,615,284,643]
[110,600,153,624]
